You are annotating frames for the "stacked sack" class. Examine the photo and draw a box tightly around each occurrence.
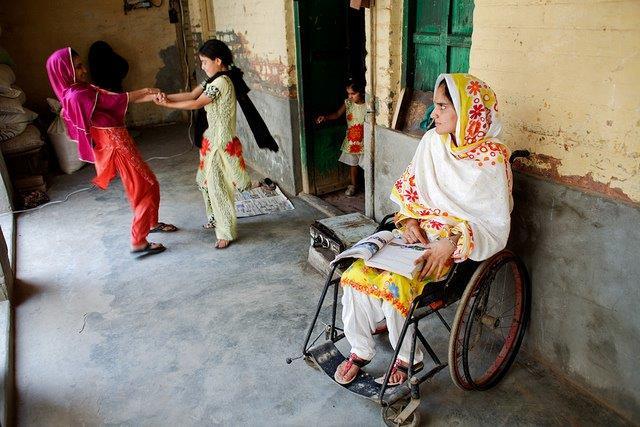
[46,98,83,174]
[0,65,41,154]
[0,44,48,206]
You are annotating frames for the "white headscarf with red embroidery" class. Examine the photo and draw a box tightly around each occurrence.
[390,73,513,261]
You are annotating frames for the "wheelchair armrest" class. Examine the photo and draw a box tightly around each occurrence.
[375,213,397,233]
[431,260,459,287]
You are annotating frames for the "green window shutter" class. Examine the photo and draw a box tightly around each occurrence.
[405,0,474,91]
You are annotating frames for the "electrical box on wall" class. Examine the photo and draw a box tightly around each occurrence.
[350,0,373,9]
[123,0,159,14]
[168,0,180,23]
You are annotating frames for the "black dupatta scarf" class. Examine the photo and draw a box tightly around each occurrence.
[193,67,279,152]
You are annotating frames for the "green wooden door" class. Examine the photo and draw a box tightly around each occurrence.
[294,0,351,195]
[405,0,474,92]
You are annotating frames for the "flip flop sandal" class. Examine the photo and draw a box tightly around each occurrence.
[374,359,424,386]
[149,222,178,233]
[259,178,276,191]
[203,220,216,229]
[334,353,370,385]
[372,320,388,335]
[131,242,166,258]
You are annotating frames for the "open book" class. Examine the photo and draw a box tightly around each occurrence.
[331,230,427,280]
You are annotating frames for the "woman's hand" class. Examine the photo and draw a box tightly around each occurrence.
[401,219,429,245]
[153,92,168,105]
[415,236,457,281]
[130,88,162,103]
[315,115,326,124]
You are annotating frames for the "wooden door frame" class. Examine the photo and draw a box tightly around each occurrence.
[292,0,351,196]
[292,0,312,194]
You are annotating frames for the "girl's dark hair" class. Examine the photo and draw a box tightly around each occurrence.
[198,39,233,66]
[438,80,453,103]
[347,79,365,95]
[71,48,79,58]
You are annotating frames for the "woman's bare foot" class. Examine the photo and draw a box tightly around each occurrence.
[375,359,421,386]
[215,239,231,249]
[389,361,408,385]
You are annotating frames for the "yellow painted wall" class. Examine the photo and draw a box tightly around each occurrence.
[365,1,404,128]
[470,0,640,204]
[366,0,639,204]
[0,1,185,126]
[208,0,297,98]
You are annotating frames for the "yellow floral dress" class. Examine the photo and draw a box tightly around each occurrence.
[196,75,251,241]
[338,99,366,166]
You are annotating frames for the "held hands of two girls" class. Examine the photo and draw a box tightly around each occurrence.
[153,92,168,105]
[402,218,457,280]
[128,88,163,104]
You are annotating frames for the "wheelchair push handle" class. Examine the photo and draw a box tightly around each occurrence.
[509,149,530,164]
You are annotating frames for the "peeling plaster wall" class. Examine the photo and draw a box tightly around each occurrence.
[365,1,404,128]
[211,1,297,98]
[185,0,300,194]
[366,1,640,205]
[470,0,640,204]
[0,1,185,126]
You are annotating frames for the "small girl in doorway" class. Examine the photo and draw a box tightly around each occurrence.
[154,39,251,249]
[316,80,366,197]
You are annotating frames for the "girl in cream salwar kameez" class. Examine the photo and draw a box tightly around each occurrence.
[335,73,513,386]
[155,40,250,249]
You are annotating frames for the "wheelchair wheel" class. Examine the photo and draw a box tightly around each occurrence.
[381,399,420,427]
[448,250,530,391]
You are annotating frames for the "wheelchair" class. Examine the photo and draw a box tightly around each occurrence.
[294,151,532,426]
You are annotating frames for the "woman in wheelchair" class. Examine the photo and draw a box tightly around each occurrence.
[335,73,513,386]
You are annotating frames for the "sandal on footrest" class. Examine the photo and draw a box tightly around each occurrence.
[374,359,424,386]
[372,320,388,335]
[334,353,370,385]
[149,222,178,233]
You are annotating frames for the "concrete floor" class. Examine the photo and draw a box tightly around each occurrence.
[320,189,365,215]
[14,124,630,426]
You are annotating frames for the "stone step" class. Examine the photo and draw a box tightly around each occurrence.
[307,212,378,276]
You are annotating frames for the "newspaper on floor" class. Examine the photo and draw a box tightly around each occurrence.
[235,184,295,218]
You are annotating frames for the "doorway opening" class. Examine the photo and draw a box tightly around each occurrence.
[294,1,367,214]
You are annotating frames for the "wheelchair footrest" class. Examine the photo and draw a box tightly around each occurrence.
[308,341,410,404]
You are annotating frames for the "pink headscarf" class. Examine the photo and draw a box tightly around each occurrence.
[46,47,127,163]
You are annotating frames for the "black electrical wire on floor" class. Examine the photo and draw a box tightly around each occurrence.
[0,144,194,217]
[6,0,196,217]
[0,186,96,216]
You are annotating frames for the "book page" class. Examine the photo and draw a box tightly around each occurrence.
[364,237,428,279]
[331,230,395,265]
